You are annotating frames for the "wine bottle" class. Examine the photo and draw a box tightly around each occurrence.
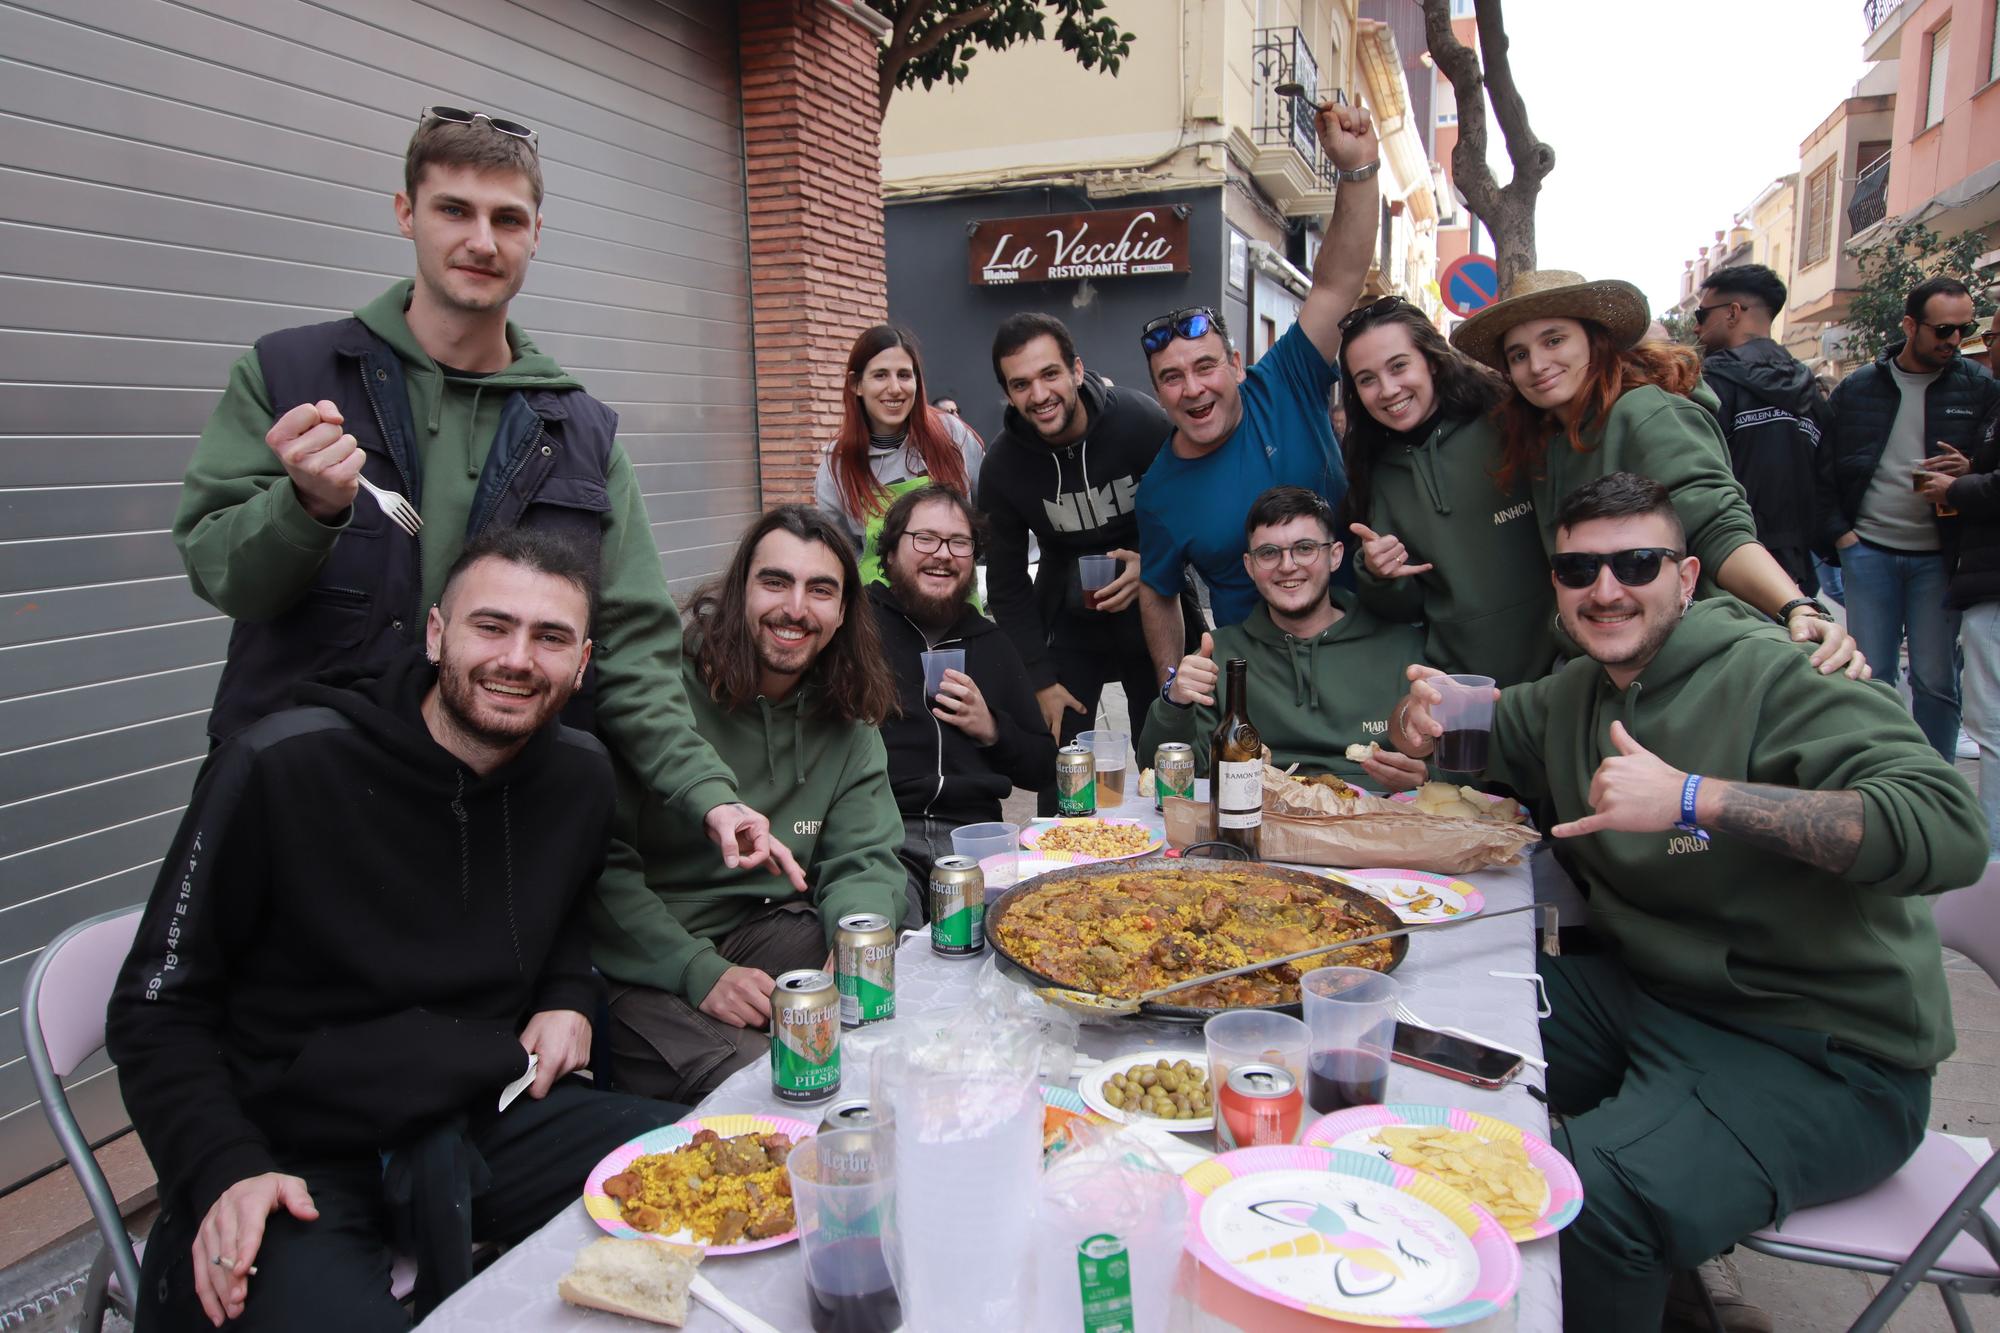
[1210,658,1262,857]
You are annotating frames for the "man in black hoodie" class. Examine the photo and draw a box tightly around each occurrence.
[106,529,678,1332]
[1695,264,1827,594]
[871,486,1055,905]
[982,314,1195,810]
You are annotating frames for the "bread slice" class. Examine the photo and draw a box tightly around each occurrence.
[557,1237,703,1327]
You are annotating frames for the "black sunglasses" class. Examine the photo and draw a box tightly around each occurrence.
[419,105,539,148]
[1918,320,1980,341]
[1551,547,1684,589]
[1338,295,1410,334]
[1141,307,1225,355]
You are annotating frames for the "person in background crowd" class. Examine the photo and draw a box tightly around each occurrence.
[1390,473,1987,1333]
[981,313,1198,784]
[1819,277,1999,759]
[1335,296,1556,686]
[591,507,904,1104]
[1141,487,1427,790]
[172,105,803,892]
[931,395,961,417]
[1964,316,1996,374]
[1449,269,1863,679]
[1642,319,1674,345]
[1134,100,1381,674]
[814,325,985,585]
[1929,363,2000,851]
[1695,263,1828,594]
[869,486,1054,905]
[107,529,680,1331]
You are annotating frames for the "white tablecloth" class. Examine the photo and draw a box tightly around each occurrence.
[422,805,1563,1332]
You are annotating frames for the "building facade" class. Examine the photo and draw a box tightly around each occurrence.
[1783,62,1900,369]
[1858,0,2000,249]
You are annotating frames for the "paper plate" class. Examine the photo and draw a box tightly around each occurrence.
[1303,1103,1582,1241]
[980,852,1079,887]
[1342,869,1485,925]
[1017,816,1164,862]
[583,1113,817,1254]
[1183,1145,1521,1327]
[1077,1049,1214,1134]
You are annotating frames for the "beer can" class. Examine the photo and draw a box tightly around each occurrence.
[835,912,897,1027]
[928,855,986,957]
[1056,743,1096,816]
[1154,742,1196,811]
[820,1099,875,1133]
[770,969,841,1104]
[1218,1063,1304,1150]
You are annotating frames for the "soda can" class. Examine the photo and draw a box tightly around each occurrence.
[1154,742,1196,811]
[820,1099,875,1134]
[835,912,897,1027]
[1056,744,1096,816]
[1217,1063,1304,1150]
[770,969,841,1104]
[928,855,986,957]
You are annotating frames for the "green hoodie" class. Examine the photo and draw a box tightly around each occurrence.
[1488,598,1987,1070]
[1139,590,1425,784]
[173,280,737,826]
[1353,413,1556,685]
[590,657,906,1007]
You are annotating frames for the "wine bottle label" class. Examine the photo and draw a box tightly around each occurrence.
[1215,760,1262,829]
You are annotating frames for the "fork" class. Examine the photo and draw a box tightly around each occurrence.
[356,470,423,536]
[1396,1001,1548,1072]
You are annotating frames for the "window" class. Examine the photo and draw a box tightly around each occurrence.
[1857,139,1890,173]
[1925,19,1950,128]
[1801,161,1834,268]
[1990,0,1999,83]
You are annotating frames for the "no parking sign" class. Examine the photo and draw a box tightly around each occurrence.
[1440,254,1500,318]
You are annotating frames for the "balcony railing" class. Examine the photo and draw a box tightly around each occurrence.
[1862,0,1901,34]
[1847,155,1890,234]
[1252,26,1338,190]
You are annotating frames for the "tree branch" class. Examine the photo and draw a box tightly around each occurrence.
[1473,0,1555,192]
[878,2,1000,111]
[1420,0,1501,223]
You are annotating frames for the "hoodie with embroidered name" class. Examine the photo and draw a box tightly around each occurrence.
[1486,598,1988,1070]
[105,652,611,1223]
[1139,590,1425,783]
[589,655,906,1008]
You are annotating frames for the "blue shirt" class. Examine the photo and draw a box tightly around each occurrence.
[1136,322,1345,626]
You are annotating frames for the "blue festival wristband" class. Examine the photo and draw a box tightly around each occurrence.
[1677,774,1709,842]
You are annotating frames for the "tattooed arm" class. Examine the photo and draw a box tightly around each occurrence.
[1692,780,1864,875]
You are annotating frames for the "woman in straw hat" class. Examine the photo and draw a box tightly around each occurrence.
[1450,270,1864,677]
[1336,295,1557,685]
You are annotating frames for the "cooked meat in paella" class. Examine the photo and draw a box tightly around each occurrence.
[993,867,1394,1007]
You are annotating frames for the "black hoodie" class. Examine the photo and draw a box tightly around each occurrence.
[106,652,612,1221]
[977,371,1174,688]
[1700,337,1827,588]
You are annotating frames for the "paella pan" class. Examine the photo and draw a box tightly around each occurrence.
[986,855,1406,1022]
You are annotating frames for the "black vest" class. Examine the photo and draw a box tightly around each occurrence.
[206,317,618,741]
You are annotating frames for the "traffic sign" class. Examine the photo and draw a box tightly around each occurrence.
[1439,254,1500,318]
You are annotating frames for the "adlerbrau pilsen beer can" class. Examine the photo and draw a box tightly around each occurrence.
[1154,742,1196,811]
[928,855,985,957]
[1055,743,1096,816]
[835,912,896,1027]
[770,969,841,1104]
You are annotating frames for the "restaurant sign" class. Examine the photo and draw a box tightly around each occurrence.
[969,205,1191,286]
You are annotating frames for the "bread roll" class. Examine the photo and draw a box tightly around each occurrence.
[557,1237,702,1327]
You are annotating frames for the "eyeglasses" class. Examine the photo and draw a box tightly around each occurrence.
[1550,547,1684,589]
[1338,295,1408,334]
[1691,302,1734,325]
[1918,320,1981,341]
[1141,307,1226,355]
[904,530,974,558]
[419,106,539,148]
[1250,539,1336,569]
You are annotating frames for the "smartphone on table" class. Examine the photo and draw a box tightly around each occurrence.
[1392,1023,1525,1089]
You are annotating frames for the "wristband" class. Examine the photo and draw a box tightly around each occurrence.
[1677,773,1709,842]
[1162,666,1191,709]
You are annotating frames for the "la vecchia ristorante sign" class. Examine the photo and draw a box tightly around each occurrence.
[969,205,1191,286]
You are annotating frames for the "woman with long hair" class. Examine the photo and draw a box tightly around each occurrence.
[1336,296,1556,685]
[813,324,984,584]
[1449,271,1862,676]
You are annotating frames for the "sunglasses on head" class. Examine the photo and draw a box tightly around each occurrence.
[1917,320,1981,341]
[1338,295,1409,334]
[1551,547,1684,589]
[419,106,539,148]
[1141,307,1225,355]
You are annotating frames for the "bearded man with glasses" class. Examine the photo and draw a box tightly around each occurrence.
[1391,472,1988,1332]
[1138,486,1428,790]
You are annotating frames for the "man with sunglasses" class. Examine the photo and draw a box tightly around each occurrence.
[1133,101,1382,678]
[1818,276,2000,759]
[1139,487,1427,789]
[1392,471,1988,1332]
[173,108,808,894]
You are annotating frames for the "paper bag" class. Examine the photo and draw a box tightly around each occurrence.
[1164,796,1539,873]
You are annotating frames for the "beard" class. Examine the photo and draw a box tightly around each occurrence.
[887,557,972,632]
[1571,598,1684,674]
[435,648,560,747]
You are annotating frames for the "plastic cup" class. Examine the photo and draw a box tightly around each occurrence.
[1076,729,1130,809]
[954,822,1020,896]
[787,1129,902,1333]
[1430,673,1497,773]
[920,648,966,702]
[1300,966,1399,1115]
[1078,554,1118,609]
[1203,1009,1309,1151]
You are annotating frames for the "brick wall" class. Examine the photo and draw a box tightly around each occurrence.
[739,1,889,506]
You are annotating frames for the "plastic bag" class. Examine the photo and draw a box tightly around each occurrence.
[1035,1122,1189,1333]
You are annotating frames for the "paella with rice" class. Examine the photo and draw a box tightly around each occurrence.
[600,1129,796,1246]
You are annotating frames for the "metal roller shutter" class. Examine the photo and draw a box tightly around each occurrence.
[0,0,753,1189]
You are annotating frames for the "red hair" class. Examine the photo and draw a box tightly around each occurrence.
[1494,322,1702,490]
[827,324,969,524]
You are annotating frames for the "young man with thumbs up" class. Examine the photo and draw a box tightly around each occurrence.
[1389,471,1987,1332]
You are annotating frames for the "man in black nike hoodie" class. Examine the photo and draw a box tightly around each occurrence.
[106,529,678,1332]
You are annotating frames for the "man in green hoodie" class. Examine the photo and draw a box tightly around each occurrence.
[174,108,803,892]
[1140,487,1429,790]
[1391,472,1989,1332]
[591,507,907,1103]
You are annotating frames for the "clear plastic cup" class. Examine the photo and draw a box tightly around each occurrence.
[1300,965,1399,1115]
[1078,554,1118,609]
[953,822,1020,895]
[1075,729,1130,809]
[920,648,966,703]
[1431,673,1497,773]
[787,1129,902,1333]
[1203,1009,1309,1151]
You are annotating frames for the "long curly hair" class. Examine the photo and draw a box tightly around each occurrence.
[826,324,969,526]
[1494,320,1702,491]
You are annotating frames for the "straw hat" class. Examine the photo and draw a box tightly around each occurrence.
[1449,269,1652,370]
